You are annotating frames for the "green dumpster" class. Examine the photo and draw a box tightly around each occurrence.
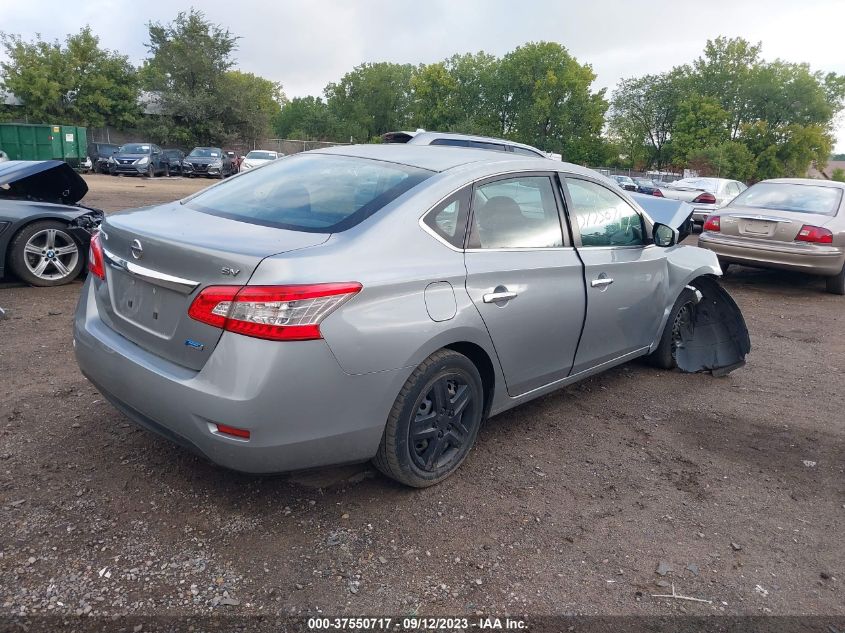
[0,123,88,167]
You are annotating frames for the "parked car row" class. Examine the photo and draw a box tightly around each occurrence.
[84,142,276,179]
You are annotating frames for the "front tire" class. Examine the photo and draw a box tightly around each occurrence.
[373,350,484,487]
[8,220,84,287]
[825,264,845,295]
[647,288,698,370]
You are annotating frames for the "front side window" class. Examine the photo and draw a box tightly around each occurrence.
[422,189,471,248]
[469,176,563,249]
[512,146,542,157]
[185,153,432,232]
[565,178,645,247]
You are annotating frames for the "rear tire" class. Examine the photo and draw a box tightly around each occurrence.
[373,349,484,487]
[718,258,731,275]
[825,264,845,295]
[8,220,84,287]
[647,288,698,370]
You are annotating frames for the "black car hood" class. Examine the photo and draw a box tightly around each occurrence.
[0,160,87,204]
[185,156,219,164]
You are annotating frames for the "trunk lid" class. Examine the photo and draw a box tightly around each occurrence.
[659,185,706,203]
[96,202,329,370]
[717,205,834,242]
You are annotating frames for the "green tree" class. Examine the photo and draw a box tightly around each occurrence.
[220,71,285,146]
[141,9,239,146]
[831,167,845,182]
[0,27,140,128]
[410,62,459,131]
[494,42,607,162]
[609,69,688,169]
[687,141,755,181]
[274,96,338,140]
[324,62,414,141]
[671,95,730,164]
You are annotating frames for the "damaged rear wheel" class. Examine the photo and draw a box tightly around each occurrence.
[647,288,697,370]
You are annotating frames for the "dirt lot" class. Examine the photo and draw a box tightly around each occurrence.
[0,175,842,621]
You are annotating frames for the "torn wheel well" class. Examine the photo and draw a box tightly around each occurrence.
[673,275,751,376]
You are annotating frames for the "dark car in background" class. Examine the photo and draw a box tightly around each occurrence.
[634,178,664,197]
[0,160,102,286]
[612,175,638,191]
[182,147,234,179]
[225,150,240,173]
[108,143,169,177]
[161,149,185,176]
[87,142,120,174]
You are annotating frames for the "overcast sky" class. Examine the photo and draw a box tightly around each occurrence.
[4,0,845,150]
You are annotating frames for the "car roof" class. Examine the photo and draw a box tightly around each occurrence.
[407,131,544,154]
[311,143,586,175]
[760,178,845,189]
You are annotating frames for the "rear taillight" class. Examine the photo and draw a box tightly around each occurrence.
[188,282,362,341]
[653,189,664,197]
[87,232,105,280]
[703,215,721,232]
[795,225,833,244]
[692,192,717,204]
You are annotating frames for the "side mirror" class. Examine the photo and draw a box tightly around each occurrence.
[653,222,679,247]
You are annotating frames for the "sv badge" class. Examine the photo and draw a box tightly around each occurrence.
[220,266,240,277]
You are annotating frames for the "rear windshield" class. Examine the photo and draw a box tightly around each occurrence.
[729,182,842,216]
[185,154,433,232]
[246,151,277,160]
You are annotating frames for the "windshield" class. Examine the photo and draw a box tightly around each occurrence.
[119,143,151,154]
[188,148,222,158]
[636,179,655,187]
[246,151,277,160]
[186,154,433,232]
[729,182,842,216]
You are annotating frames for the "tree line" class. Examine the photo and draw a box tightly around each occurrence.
[2,10,843,180]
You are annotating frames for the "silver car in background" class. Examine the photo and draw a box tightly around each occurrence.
[74,146,749,487]
[660,177,747,224]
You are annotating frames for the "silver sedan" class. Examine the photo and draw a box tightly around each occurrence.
[74,145,750,486]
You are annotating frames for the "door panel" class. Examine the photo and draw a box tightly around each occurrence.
[464,174,585,396]
[563,177,667,373]
[572,247,666,373]
[465,250,586,395]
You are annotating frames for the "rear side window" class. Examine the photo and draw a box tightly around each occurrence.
[565,178,644,247]
[469,176,563,249]
[431,138,470,148]
[185,154,432,232]
[512,146,542,157]
[469,140,507,152]
[423,189,471,248]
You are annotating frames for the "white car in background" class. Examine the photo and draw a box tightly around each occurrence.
[659,177,747,224]
[241,150,281,171]
[0,150,9,163]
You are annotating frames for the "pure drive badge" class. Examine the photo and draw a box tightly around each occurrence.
[184,339,205,351]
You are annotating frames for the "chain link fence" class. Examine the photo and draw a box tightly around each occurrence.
[589,167,682,184]
[260,139,350,156]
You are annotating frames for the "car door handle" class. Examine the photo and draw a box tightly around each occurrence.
[483,290,518,303]
[590,277,614,288]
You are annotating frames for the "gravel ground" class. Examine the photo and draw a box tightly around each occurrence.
[0,176,842,622]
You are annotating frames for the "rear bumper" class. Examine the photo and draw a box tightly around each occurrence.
[698,232,845,275]
[691,205,719,223]
[73,279,403,474]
